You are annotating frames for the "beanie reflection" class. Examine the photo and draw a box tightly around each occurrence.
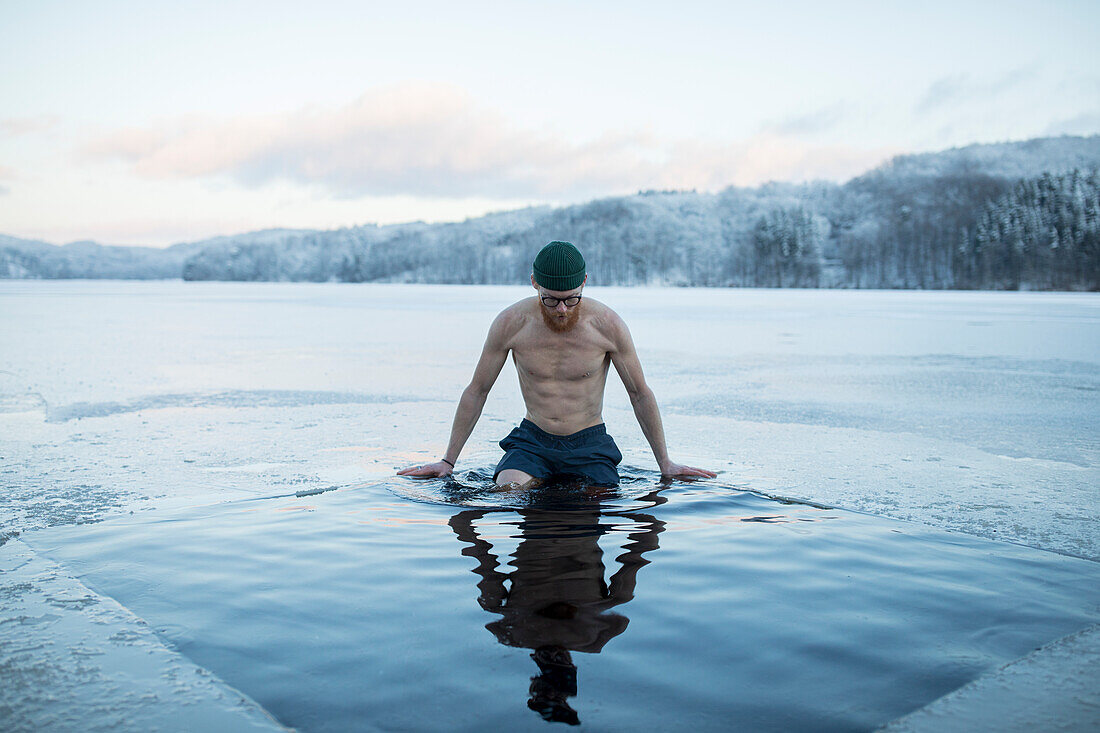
[528,645,580,725]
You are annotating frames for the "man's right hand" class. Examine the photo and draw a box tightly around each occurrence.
[397,461,454,478]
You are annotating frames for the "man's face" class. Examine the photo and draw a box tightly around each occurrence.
[535,283,584,333]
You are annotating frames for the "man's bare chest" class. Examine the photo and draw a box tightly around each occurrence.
[510,330,611,383]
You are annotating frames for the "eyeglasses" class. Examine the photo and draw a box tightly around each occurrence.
[539,292,583,308]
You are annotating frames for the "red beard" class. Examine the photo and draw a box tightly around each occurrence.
[540,301,582,333]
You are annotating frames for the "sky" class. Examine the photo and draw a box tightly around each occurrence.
[1,0,1098,247]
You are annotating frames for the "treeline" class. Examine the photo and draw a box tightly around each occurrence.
[960,170,1099,290]
[831,169,1099,290]
[179,168,1099,290]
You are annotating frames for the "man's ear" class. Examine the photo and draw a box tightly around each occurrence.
[531,273,537,288]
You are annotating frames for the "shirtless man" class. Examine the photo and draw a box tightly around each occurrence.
[398,241,716,488]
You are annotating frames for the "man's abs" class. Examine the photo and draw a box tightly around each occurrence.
[512,350,612,435]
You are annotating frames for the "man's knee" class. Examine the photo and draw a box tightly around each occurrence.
[495,468,541,491]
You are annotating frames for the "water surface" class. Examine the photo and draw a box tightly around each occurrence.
[27,471,1100,731]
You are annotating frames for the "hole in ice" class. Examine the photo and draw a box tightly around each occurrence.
[389,465,672,512]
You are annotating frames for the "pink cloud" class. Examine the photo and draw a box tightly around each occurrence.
[78,83,893,198]
[1,115,60,137]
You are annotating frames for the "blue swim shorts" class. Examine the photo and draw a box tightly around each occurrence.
[494,419,622,487]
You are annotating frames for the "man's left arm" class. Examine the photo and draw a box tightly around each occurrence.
[609,315,717,480]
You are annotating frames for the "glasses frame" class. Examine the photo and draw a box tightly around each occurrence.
[538,290,583,308]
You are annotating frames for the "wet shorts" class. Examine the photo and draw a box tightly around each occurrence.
[494,419,622,487]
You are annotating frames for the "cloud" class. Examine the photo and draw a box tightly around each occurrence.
[1,115,59,137]
[1044,111,1100,136]
[79,83,890,199]
[915,67,1035,115]
[763,104,846,136]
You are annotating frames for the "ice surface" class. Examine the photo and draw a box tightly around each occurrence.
[1,282,1096,557]
[881,623,1100,732]
[0,539,283,733]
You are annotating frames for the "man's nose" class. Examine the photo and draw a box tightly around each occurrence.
[556,301,568,313]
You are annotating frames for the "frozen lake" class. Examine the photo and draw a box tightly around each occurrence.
[2,281,1099,731]
[2,281,1098,556]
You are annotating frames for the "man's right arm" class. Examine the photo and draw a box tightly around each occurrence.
[397,310,514,478]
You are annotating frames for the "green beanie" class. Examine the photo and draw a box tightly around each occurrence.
[533,241,586,291]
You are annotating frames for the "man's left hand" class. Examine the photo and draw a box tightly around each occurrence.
[660,462,718,480]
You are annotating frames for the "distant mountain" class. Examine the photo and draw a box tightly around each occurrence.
[0,229,346,280]
[875,135,1100,180]
[0,235,209,279]
[3,135,1098,290]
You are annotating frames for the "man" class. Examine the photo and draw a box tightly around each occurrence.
[398,241,716,488]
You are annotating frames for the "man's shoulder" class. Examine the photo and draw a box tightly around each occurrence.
[488,297,536,338]
[582,298,626,332]
[497,297,536,321]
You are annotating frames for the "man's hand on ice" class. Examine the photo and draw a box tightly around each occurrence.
[660,462,718,481]
[397,461,454,478]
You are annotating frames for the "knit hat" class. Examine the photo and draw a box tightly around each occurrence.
[532,241,586,291]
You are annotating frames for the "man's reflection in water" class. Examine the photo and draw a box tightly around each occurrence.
[449,495,665,725]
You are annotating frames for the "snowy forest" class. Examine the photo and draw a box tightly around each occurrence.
[3,136,1099,290]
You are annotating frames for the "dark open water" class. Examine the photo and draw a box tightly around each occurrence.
[25,469,1100,732]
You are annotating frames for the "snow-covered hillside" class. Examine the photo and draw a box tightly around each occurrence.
[3,135,1098,290]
